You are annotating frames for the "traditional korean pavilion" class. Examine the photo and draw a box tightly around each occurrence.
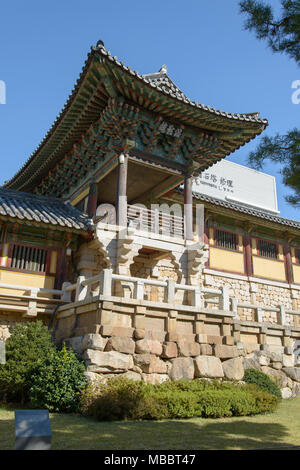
[1,40,300,394]
[1,40,300,351]
[5,40,268,222]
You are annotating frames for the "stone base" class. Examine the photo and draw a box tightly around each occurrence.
[65,331,300,399]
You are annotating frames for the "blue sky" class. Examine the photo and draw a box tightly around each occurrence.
[0,0,299,220]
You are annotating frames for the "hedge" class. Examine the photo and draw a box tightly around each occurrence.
[80,377,279,421]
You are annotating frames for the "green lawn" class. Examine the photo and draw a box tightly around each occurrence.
[1,398,300,450]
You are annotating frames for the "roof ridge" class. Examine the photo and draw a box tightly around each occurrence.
[0,186,70,205]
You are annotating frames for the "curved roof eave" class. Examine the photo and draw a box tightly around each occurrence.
[4,41,268,191]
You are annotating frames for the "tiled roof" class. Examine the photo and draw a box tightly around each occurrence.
[142,66,189,101]
[0,188,92,231]
[142,65,264,123]
[4,40,268,192]
[191,191,300,229]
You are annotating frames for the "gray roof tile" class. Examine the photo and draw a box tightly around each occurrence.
[190,190,300,229]
[0,188,92,232]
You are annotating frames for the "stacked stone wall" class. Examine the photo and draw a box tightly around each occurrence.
[55,298,300,398]
[204,273,300,327]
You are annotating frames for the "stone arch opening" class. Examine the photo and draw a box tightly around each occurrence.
[129,247,184,303]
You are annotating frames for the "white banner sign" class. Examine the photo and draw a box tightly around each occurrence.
[192,160,279,214]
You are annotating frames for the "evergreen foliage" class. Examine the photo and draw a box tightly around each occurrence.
[0,321,56,403]
[80,377,279,421]
[239,1,300,207]
[243,368,282,399]
[29,345,86,412]
[0,322,86,411]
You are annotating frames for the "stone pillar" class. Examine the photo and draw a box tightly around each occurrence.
[87,180,98,219]
[184,174,193,241]
[116,153,128,228]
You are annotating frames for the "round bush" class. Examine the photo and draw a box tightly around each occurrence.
[243,368,282,399]
[29,344,87,412]
[0,321,56,403]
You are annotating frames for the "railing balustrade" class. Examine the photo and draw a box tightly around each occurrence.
[0,282,70,316]
[68,269,229,310]
[127,205,184,239]
[3,273,299,327]
[63,269,300,327]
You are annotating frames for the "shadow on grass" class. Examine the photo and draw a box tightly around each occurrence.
[35,414,300,450]
[1,408,299,450]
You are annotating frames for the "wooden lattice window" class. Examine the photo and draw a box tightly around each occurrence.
[258,240,277,259]
[215,229,237,251]
[11,245,47,272]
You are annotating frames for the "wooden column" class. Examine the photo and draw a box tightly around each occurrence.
[184,174,193,240]
[244,234,252,276]
[87,180,98,219]
[284,244,293,284]
[116,154,128,227]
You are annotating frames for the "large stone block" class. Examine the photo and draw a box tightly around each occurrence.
[222,357,244,381]
[258,355,270,366]
[214,345,238,359]
[196,334,207,344]
[134,329,145,340]
[292,383,300,397]
[83,349,134,372]
[64,336,83,355]
[145,330,166,342]
[261,366,288,388]
[207,335,223,345]
[142,373,169,385]
[200,344,212,355]
[282,367,300,382]
[135,339,163,356]
[82,334,107,351]
[282,355,294,368]
[243,357,261,371]
[133,353,152,368]
[122,371,142,381]
[169,357,195,380]
[105,336,135,355]
[281,387,292,399]
[142,356,168,374]
[177,341,200,357]
[194,356,224,378]
[162,342,178,359]
[133,353,167,373]
[222,336,234,346]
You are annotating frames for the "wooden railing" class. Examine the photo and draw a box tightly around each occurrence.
[127,205,184,239]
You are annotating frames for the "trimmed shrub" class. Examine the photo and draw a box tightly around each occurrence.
[0,321,56,403]
[80,376,279,421]
[29,345,87,412]
[243,368,282,399]
[80,378,152,421]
